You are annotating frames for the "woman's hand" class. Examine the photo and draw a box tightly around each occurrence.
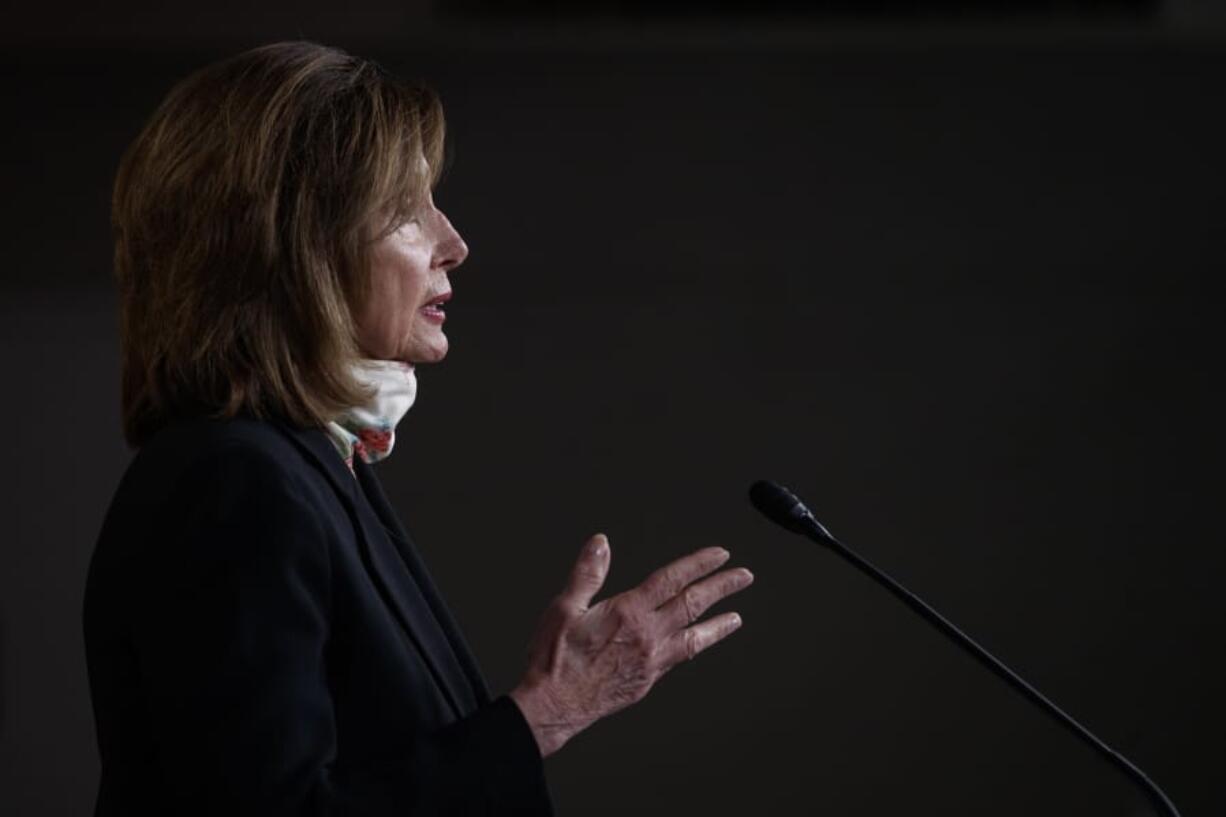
[508,533,753,757]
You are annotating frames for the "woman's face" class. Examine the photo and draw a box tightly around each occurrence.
[355,190,469,365]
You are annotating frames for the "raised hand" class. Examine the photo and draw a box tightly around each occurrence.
[508,533,753,757]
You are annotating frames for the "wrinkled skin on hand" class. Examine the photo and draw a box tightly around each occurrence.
[509,533,753,757]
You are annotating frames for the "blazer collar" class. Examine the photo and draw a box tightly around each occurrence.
[352,455,493,705]
[269,417,485,716]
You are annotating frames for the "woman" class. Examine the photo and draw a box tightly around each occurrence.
[84,41,753,816]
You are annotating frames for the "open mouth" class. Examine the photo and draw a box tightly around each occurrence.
[421,291,451,321]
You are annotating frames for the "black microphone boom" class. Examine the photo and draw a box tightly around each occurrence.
[748,479,1181,816]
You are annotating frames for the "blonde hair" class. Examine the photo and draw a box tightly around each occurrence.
[112,40,445,448]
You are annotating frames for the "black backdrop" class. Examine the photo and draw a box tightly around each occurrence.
[2,4,1223,815]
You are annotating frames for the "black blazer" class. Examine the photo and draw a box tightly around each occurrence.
[83,412,554,816]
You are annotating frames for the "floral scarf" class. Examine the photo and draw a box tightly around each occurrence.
[323,359,418,475]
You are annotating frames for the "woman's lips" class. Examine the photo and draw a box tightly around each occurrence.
[420,291,451,323]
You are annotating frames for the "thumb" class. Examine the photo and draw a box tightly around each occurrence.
[558,533,611,612]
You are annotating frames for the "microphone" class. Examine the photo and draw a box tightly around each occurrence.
[748,479,1181,816]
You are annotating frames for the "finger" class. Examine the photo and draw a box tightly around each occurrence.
[635,546,732,609]
[654,567,753,635]
[658,611,743,673]
[557,533,611,612]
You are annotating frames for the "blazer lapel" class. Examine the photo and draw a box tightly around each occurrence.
[352,456,493,705]
[270,419,478,718]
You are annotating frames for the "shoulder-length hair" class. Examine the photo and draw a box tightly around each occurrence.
[112,40,445,448]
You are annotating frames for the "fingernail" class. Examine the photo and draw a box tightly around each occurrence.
[730,613,743,628]
[717,547,731,560]
[592,534,608,556]
[741,569,755,585]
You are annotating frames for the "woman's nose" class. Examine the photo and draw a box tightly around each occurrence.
[434,210,469,271]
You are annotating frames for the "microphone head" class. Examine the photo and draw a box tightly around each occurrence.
[748,480,810,533]
[748,480,836,542]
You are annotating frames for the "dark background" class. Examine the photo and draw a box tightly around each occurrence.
[2,1,1223,814]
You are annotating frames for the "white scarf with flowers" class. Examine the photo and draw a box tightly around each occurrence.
[323,359,417,475]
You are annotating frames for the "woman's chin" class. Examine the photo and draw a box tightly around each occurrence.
[406,337,449,365]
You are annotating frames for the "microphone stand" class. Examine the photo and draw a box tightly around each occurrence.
[753,482,1182,816]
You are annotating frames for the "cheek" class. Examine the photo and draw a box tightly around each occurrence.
[364,247,432,336]
[357,285,403,354]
